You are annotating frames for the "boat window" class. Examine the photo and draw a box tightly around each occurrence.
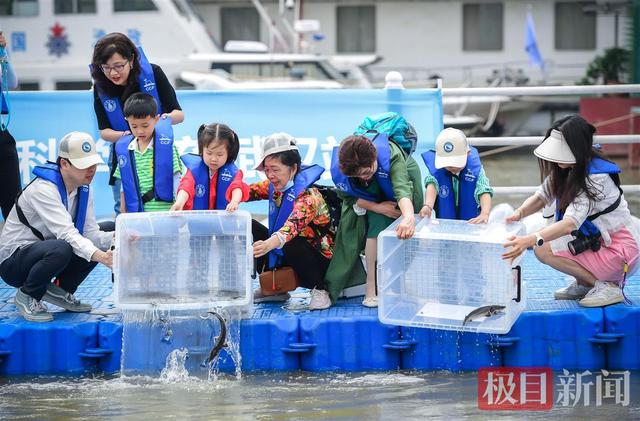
[555,2,596,50]
[0,0,39,16]
[336,5,375,53]
[54,0,96,14]
[55,80,92,90]
[463,3,503,51]
[221,7,260,47]
[113,0,157,12]
[17,81,40,91]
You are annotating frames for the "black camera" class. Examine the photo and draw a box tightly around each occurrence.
[568,230,601,256]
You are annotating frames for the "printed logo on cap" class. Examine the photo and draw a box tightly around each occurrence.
[443,141,454,153]
[195,184,206,198]
[104,100,117,113]
[439,185,450,198]
[81,142,92,153]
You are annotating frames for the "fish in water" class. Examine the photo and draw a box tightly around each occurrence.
[201,310,228,367]
[462,305,506,326]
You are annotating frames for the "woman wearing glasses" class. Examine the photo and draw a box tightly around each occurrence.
[90,32,184,215]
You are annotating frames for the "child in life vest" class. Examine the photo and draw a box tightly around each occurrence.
[419,128,493,223]
[171,123,247,211]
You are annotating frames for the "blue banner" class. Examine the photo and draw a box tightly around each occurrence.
[6,89,442,219]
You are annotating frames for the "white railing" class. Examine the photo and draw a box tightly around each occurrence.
[384,72,640,196]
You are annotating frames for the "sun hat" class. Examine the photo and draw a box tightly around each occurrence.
[58,132,104,169]
[533,129,576,164]
[254,132,299,171]
[434,128,469,169]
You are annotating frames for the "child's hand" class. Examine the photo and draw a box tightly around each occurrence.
[419,204,433,218]
[468,212,489,224]
[375,201,401,219]
[226,200,239,213]
[170,202,184,212]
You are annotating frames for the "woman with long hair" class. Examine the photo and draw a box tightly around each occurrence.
[90,32,184,214]
[503,115,639,307]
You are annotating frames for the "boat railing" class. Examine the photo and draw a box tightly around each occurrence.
[384,72,640,196]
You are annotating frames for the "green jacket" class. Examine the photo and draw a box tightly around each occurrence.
[325,142,424,302]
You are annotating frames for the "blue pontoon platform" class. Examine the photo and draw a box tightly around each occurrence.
[1,250,639,375]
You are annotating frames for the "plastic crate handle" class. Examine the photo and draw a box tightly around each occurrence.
[78,347,113,359]
[512,265,522,303]
[281,342,316,353]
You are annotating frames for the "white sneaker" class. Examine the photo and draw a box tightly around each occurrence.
[308,289,331,310]
[554,280,592,300]
[579,281,624,307]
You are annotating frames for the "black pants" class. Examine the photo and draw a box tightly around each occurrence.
[252,219,329,290]
[0,129,22,220]
[0,221,114,300]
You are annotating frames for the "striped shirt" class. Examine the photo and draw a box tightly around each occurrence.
[114,138,183,212]
[423,165,493,206]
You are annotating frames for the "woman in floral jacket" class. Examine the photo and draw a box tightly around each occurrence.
[231,133,334,310]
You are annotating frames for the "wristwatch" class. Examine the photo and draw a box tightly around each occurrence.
[534,232,544,248]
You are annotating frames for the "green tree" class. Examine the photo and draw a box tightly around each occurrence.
[580,47,631,84]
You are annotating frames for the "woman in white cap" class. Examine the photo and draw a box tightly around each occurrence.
[0,132,114,322]
[502,115,639,307]
[231,132,334,310]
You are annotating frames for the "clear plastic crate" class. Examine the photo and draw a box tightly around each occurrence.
[114,210,253,311]
[377,217,526,334]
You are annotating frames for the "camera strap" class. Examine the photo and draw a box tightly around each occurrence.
[586,186,623,222]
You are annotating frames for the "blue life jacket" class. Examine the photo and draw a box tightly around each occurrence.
[267,164,324,269]
[32,162,89,234]
[556,157,622,238]
[180,153,239,210]
[330,133,395,202]
[95,46,161,132]
[115,118,174,212]
[421,146,481,220]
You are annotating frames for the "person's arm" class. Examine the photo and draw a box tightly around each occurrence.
[419,184,437,218]
[171,190,189,211]
[29,182,101,262]
[225,170,250,208]
[388,144,415,239]
[226,188,243,212]
[81,190,115,251]
[469,192,492,224]
[253,189,320,258]
[120,191,126,214]
[468,167,493,224]
[153,64,184,125]
[502,218,576,260]
[505,194,546,223]
[355,198,401,219]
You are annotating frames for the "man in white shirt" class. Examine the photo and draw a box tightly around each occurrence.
[0,132,113,322]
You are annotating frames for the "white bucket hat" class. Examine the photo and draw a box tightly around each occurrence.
[254,132,299,170]
[434,127,469,169]
[534,129,576,164]
[59,132,104,169]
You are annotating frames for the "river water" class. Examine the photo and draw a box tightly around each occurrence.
[0,371,638,420]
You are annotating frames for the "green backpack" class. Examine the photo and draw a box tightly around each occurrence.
[354,112,418,156]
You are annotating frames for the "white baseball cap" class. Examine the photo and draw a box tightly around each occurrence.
[434,128,469,169]
[254,132,299,170]
[533,129,577,164]
[59,132,104,169]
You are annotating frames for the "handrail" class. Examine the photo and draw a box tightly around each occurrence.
[494,185,640,194]
[468,135,640,147]
[442,84,640,96]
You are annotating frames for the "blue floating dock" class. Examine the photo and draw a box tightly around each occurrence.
[1,250,639,375]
